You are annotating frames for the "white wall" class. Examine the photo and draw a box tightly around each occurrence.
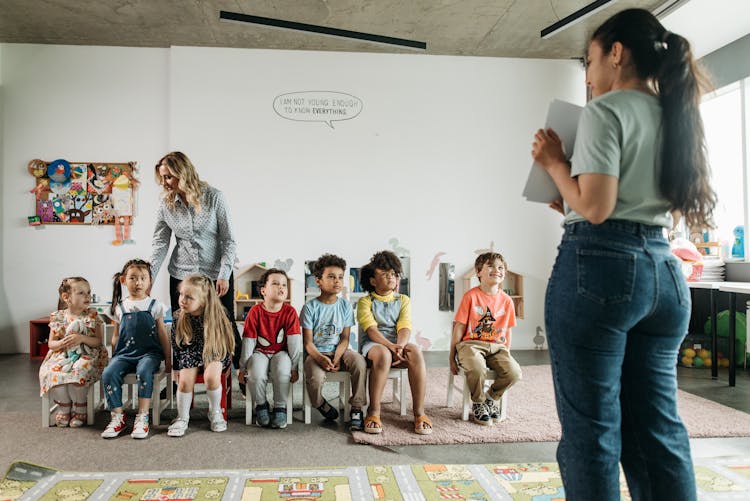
[1,43,584,353]
[0,44,169,352]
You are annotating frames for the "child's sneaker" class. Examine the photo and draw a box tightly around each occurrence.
[471,402,492,426]
[131,413,149,439]
[485,397,502,423]
[349,408,364,431]
[167,418,189,437]
[271,407,287,429]
[317,399,339,421]
[101,411,126,438]
[255,403,271,427]
[209,410,227,432]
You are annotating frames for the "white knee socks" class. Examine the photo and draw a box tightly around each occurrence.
[67,384,88,404]
[206,388,222,414]
[49,385,70,405]
[176,391,193,422]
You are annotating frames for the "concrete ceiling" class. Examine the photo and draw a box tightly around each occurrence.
[0,0,671,60]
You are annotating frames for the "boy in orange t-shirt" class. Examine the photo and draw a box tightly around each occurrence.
[450,252,522,426]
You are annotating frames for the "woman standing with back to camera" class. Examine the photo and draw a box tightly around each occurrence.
[531,8,716,501]
[150,152,242,369]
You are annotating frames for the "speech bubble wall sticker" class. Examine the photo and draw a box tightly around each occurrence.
[273,91,363,129]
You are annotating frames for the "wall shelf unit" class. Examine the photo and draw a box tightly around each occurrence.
[234,263,293,321]
[461,269,524,318]
[29,317,51,360]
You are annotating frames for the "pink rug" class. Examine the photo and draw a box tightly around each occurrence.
[351,365,750,446]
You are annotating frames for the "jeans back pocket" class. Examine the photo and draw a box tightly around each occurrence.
[577,249,636,305]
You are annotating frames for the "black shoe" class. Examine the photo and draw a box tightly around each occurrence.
[349,408,364,431]
[317,400,339,421]
[471,402,492,426]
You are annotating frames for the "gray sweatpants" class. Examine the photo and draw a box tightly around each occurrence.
[247,351,292,409]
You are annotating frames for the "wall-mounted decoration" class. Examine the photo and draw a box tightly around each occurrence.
[28,159,139,243]
[273,91,363,129]
[425,251,446,280]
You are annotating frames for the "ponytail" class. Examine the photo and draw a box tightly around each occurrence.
[656,32,716,230]
[591,8,717,230]
[110,272,123,316]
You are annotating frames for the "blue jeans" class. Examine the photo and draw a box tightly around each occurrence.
[102,354,163,409]
[545,220,695,501]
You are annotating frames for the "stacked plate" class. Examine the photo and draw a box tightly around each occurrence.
[700,258,725,281]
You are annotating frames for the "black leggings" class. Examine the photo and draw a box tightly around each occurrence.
[169,273,242,368]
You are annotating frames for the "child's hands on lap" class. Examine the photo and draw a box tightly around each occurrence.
[449,357,459,376]
[291,369,299,383]
[315,354,335,372]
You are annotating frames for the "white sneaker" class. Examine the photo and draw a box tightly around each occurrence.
[209,410,227,432]
[131,413,149,439]
[101,412,126,438]
[167,418,189,437]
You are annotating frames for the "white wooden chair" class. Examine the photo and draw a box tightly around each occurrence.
[447,368,508,422]
[366,367,408,416]
[121,371,173,426]
[303,370,351,424]
[41,383,96,427]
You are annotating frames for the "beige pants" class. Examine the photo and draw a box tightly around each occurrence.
[304,349,368,408]
[456,340,522,403]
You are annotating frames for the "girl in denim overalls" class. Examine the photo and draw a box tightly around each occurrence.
[101,259,171,439]
[356,250,432,435]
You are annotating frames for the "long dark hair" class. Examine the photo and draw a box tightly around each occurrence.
[111,259,152,315]
[592,8,716,229]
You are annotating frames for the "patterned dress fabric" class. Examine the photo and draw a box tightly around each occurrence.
[39,308,108,395]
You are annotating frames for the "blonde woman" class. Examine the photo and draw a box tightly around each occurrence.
[150,151,241,369]
[168,274,235,436]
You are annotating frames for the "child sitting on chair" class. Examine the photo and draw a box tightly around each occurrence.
[101,259,171,439]
[39,276,108,428]
[301,254,367,430]
[450,252,522,426]
[357,250,432,435]
[239,268,302,429]
[168,274,235,437]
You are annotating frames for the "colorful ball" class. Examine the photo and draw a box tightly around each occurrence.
[693,357,705,367]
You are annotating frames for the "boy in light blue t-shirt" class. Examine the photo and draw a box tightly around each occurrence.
[301,254,367,431]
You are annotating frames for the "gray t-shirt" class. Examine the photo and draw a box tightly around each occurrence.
[565,89,672,228]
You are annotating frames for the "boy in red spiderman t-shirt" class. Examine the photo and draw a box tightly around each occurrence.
[238,268,301,429]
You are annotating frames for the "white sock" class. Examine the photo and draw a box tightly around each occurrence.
[176,391,192,422]
[68,384,88,405]
[49,385,71,405]
[206,388,222,414]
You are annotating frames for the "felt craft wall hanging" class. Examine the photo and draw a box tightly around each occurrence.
[28,159,139,245]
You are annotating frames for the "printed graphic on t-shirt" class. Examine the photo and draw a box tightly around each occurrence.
[257,328,285,348]
[469,306,507,343]
[315,323,338,346]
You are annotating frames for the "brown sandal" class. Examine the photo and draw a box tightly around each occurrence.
[364,414,383,434]
[53,401,71,427]
[414,414,433,435]
[70,403,88,428]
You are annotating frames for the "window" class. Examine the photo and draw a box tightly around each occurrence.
[700,80,747,259]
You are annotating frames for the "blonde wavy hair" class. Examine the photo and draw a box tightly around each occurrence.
[174,274,235,364]
[154,151,208,212]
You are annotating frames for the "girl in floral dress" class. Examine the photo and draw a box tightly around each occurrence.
[39,277,109,427]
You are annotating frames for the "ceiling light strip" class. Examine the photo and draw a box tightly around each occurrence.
[219,11,426,50]
[540,0,619,39]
